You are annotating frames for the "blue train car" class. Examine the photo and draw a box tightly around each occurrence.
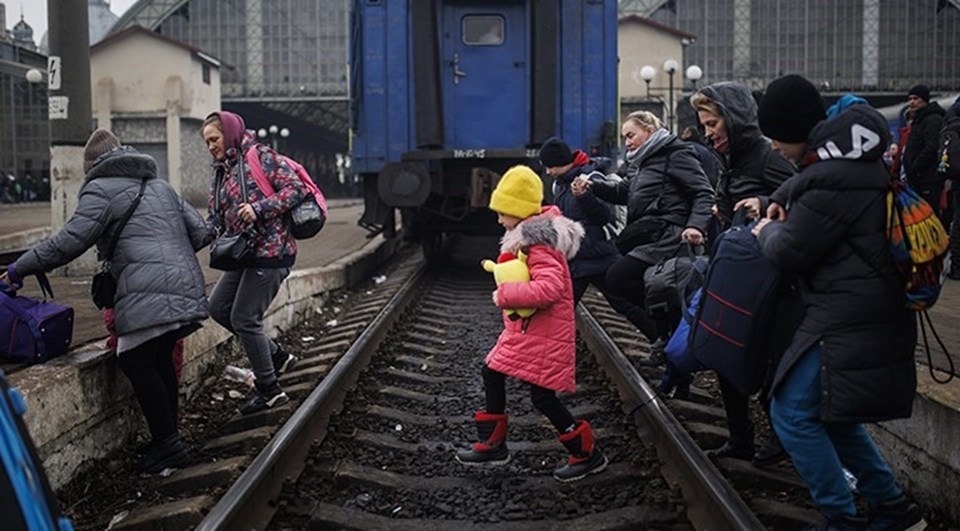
[350,0,619,252]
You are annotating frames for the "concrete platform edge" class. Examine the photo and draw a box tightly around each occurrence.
[0,227,52,252]
[9,233,397,489]
[868,366,960,525]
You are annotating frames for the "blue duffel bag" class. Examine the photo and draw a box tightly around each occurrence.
[1,369,74,531]
[689,219,783,396]
[0,274,74,365]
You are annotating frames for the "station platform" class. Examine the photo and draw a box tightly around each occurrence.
[0,201,958,523]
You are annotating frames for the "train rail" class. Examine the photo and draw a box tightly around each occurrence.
[59,239,824,530]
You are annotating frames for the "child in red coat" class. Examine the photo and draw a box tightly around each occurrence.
[456,165,608,482]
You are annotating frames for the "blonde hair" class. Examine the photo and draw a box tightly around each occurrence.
[624,110,662,132]
[690,91,721,117]
[201,113,222,135]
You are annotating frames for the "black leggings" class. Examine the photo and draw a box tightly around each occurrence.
[605,254,673,338]
[482,365,575,432]
[117,331,180,443]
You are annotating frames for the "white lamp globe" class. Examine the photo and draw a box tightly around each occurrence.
[685,65,703,81]
[640,65,657,82]
[257,128,267,138]
[280,127,290,138]
[663,59,679,74]
[25,68,43,84]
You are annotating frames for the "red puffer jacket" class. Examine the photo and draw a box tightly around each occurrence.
[486,206,585,392]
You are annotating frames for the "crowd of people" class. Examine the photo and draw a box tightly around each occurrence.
[2,73,953,529]
[463,75,947,529]
[0,171,49,203]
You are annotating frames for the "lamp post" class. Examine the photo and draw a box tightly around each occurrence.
[257,124,290,151]
[663,59,679,132]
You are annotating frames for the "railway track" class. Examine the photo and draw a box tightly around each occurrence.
[60,238,825,530]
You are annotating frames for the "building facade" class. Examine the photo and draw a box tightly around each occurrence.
[632,0,960,100]
[91,26,222,205]
[0,10,49,196]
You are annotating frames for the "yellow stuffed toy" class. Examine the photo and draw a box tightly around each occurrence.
[481,251,536,320]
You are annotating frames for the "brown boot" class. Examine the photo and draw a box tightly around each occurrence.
[553,420,608,482]
[455,411,510,465]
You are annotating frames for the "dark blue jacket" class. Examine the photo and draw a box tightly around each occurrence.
[552,151,619,279]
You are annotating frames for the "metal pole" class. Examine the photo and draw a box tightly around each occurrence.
[48,0,91,145]
[668,73,675,132]
[48,0,95,276]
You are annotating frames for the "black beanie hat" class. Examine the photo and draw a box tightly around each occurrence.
[758,74,826,143]
[539,137,575,168]
[908,84,930,103]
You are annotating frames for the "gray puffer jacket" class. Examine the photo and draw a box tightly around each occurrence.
[14,147,213,335]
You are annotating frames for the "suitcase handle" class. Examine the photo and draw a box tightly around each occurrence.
[0,273,55,300]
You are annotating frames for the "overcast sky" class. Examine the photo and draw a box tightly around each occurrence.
[7,0,139,40]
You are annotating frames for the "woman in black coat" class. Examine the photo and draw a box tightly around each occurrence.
[689,82,797,466]
[754,75,921,529]
[573,111,713,343]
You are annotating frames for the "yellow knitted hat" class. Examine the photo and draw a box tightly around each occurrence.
[489,165,543,219]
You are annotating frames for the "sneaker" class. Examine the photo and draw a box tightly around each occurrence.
[272,349,298,376]
[455,444,511,465]
[868,495,924,531]
[239,388,289,415]
[553,450,609,482]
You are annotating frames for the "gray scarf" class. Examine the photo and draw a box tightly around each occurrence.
[625,127,674,167]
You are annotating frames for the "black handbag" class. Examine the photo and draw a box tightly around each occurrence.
[92,179,147,309]
[210,158,256,271]
[643,243,705,318]
[616,218,667,255]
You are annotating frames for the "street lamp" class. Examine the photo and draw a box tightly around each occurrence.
[685,65,703,89]
[663,59,679,132]
[257,124,289,151]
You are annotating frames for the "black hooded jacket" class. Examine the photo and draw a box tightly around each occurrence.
[758,104,917,423]
[697,83,796,225]
[904,101,946,186]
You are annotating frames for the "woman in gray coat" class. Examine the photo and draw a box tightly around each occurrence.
[1,129,212,474]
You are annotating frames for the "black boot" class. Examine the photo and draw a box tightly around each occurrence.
[706,428,755,461]
[137,433,189,474]
[553,420,608,482]
[803,513,868,531]
[239,379,289,415]
[867,494,924,531]
[752,432,789,468]
[456,412,510,465]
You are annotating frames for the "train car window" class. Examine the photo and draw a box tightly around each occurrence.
[463,16,504,46]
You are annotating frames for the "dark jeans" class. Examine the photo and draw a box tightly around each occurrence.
[210,267,290,386]
[482,365,575,432]
[572,272,660,342]
[118,331,181,443]
[772,346,902,519]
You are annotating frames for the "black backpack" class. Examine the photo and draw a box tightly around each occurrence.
[689,217,783,395]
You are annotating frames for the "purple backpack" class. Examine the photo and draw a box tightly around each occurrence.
[0,274,74,364]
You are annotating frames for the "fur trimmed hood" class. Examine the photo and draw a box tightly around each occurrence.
[500,206,584,259]
[85,146,158,182]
